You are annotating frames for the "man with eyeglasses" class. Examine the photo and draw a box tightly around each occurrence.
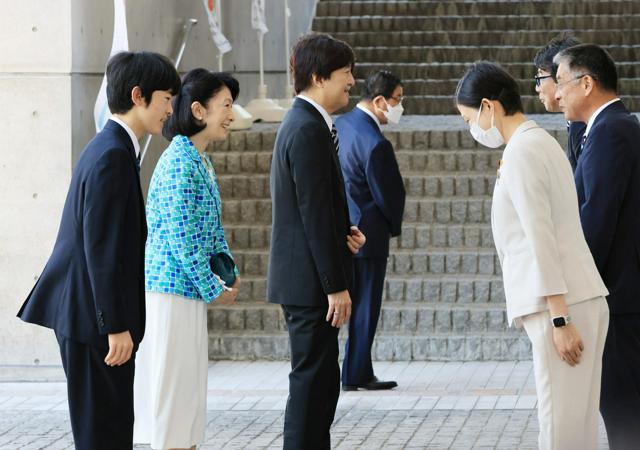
[554,43,640,450]
[533,35,586,171]
[335,70,406,391]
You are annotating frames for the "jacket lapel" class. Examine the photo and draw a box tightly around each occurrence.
[104,120,147,235]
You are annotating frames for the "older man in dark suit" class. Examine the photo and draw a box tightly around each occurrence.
[555,44,640,450]
[18,51,180,450]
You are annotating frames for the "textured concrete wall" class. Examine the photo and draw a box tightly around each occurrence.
[0,1,73,365]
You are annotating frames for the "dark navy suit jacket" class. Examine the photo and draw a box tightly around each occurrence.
[575,101,640,314]
[18,120,147,349]
[267,98,353,306]
[336,107,406,259]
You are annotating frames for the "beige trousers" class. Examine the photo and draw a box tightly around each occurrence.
[521,296,609,450]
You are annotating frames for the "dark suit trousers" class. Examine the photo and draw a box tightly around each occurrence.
[281,305,340,450]
[342,258,387,386]
[600,314,640,450]
[56,333,135,450]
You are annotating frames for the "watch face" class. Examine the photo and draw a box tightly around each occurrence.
[552,317,567,327]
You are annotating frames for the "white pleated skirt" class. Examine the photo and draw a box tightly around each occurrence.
[133,291,208,450]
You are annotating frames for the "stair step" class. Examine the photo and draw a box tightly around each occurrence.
[225,223,495,251]
[217,173,499,200]
[222,197,494,225]
[313,15,640,33]
[316,1,640,17]
[230,248,500,278]
[332,29,640,47]
[353,61,640,80]
[231,274,504,304]
[207,331,530,361]
[208,302,511,334]
[355,77,640,97]
[351,45,640,65]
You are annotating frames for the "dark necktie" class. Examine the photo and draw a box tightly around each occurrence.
[331,124,340,155]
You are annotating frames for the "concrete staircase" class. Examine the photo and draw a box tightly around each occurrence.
[201,120,578,361]
[312,0,640,114]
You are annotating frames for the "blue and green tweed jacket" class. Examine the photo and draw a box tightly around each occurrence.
[145,134,237,302]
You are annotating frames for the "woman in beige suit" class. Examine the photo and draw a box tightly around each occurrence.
[455,61,609,450]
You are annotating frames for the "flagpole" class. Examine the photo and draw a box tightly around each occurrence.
[216,0,223,72]
[217,0,253,130]
[140,18,197,165]
[244,0,285,122]
[278,0,294,108]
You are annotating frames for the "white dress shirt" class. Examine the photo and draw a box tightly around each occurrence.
[491,120,608,325]
[297,94,333,131]
[583,97,621,138]
[110,116,141,158]
[356,103,381,129]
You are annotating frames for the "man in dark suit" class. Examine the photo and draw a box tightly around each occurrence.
[335,71,406,391]
[17,51,180,450]
[533,34,586,171]
[268,34,365,450]
[555,44,640,450]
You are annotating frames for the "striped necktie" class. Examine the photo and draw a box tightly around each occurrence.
[331,124,340,154]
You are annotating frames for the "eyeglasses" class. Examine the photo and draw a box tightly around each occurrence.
[534,74,553,87]
[388,95,404,104]
[555,73,595,91]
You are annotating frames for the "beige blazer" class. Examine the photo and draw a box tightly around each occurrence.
[491,120,608,325]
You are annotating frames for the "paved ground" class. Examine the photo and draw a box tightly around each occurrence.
[0,361,609,449]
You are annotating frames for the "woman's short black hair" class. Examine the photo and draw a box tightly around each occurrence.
[555,44,618,93]
[455,61,524,115]
[361,70,402,101]
[290,33,355,94]
[162,69,239,140]
[106,51,181,114]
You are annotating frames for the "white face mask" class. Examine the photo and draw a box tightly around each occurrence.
[469,104,504,148]
[383,99,404,124]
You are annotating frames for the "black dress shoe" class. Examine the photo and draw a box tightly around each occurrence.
[342,376,398,391]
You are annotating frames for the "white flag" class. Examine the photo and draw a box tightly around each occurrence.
[203,0,231,54]
[251,0,268,34]
[93,0,129,132]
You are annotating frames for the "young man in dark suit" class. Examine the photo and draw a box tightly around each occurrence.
[555,44,640,450]
[335,70,406,391]
[268,34,365,450]
[18,51,180,450]
[533,34,586,171]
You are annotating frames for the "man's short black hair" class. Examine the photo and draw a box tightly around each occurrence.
[290,33,355,94]
[455,61,524,116]
[554,44,618,93]
[163,69,239,140]
[361,70,402,101]
[106,51,181,114]
[534,34,582,75]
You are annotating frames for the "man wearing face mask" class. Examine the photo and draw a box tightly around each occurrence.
[336,70,406,391]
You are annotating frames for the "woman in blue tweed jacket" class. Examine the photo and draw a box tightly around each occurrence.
[134,69,240,450]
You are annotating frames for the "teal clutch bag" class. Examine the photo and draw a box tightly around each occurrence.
[210,253,237,287]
